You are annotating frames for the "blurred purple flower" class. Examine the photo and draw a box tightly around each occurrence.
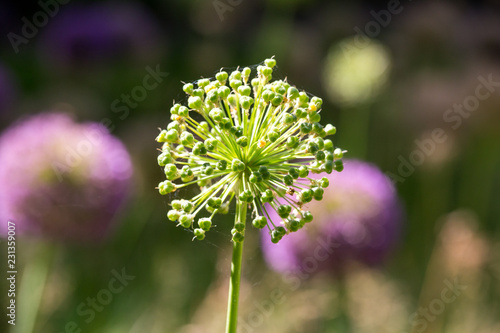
[38,2,162,70]
[261,159,402,276]
[0,113,133,242]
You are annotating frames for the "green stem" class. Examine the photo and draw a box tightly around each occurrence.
[14,242,55,333]
[225,201,247,333]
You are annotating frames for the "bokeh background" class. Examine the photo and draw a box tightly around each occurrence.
[1,0,500,332]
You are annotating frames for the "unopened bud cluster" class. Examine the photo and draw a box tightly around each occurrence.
[156,58,345,243]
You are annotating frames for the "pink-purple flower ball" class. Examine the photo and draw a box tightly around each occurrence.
[0,113,133,242]
[261,159,403,276]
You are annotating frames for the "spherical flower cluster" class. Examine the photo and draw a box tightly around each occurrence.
[156,58,345,243]
[261,159,402,274]
[323,38,390,105]
[0,113,133,242]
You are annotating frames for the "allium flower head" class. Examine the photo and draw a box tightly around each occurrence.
[156,58,345,243]
[261,159,402,274]
[323,38,390,105]
[0,113,133,242]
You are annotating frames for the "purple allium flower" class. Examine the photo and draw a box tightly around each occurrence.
[261,159,402,275]
[0,113,133,242]
[38,2,162,69]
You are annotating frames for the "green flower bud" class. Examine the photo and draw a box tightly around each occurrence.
[238,85,251,96]
[298,92,309,104]
[209,108,223,122]
[295,108,306,119]
[234,221,245,232]
[192,142,207,155]
[286,218,301,232]
[260,65,273,76]
[307,110,321,123]
[204,138,218,151]
[324,139,334,151]
[288,167,299,179]
[218,85,230,99]
[311,96,323,109]
[167,210,180,221]
[197,78,210,88]
[230,70,242,81]
[207,197,222,209]
[219,117,232,130]
[180,132,194,146]
[284,113,297,125]
[284,174,294,186]
[298,165,309,178]
[271,94,283,106]
[322,160,334,174]
[230,79,242,90]
[325,124,337,136]
[325,151,334,161]
[267,129,280,142]
[198,121,209,133]
[300,122,312,134]
[315,150,326,161]
[307,142,319,154]
[206,89,218,103]
[240,189,253,203]
[334,148,343,159]
[157,152,173,166]
[183,83,194,95]
[287,136,299,148]
[159,180,176,195]
[164,163,179,180]
[252,216,267,229]
[216,71,228,83]
[319,177,329,188]
[271,230,281,243]
[312,187,324,201]
[170,104,181,114]
[179,214,193,228]
[240,96,254,109]
[275,226,286,236]
[277,205,292,218]
[193,228,205,240]
[180,166,194,182]
[302,211,313,223]
[232,231,244,243]
[264,58,276,68]
[230,125,243,137]
[172,200,182,210]
[165,129,179,143]
[287,87,300,100]
[249,171,262,183]
[334,159,344,172]
[314,137,325,150]
[231,159,245,172]
[312,122,323,135]
[251,78,260,88]
[198,218,212,231]
[227,93,238,107]
[236,136,248,147]
[193,88,204,97]
[181,200,194,213]
[261,189,274,203]
[188,96,203,109]
[203,165,214,176]
[263,90,274,102]
[217,160,227,171]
